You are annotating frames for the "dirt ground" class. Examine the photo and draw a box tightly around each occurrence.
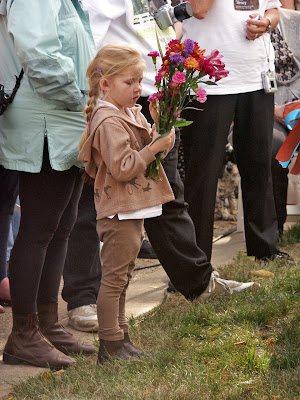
[213,219,238,240]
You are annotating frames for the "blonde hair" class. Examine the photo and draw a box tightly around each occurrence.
[79,43,146,149]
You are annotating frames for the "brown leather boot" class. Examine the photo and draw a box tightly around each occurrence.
[97,339,132,364]
[38,302,96,355]
[123,333,144,357]
[3,313,76,370]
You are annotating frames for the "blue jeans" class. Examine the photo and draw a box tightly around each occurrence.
[0,166,19,282]
[6,198,20,262]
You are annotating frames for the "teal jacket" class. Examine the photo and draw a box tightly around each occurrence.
[0,0,96,172]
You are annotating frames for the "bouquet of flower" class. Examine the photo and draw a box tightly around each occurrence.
[146,39,229,179]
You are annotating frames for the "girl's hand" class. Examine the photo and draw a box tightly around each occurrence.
[149,102,159,125]
[150,127,175,155]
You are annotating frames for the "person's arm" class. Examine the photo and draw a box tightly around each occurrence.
[186,0,215,19]
[264,8,280,31]
[7,0,86,111]
[174,22,183,40]
[280,0,296,9]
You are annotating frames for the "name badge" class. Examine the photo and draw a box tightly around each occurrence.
[234,0,259,10]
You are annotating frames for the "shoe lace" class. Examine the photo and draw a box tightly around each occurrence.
[207,271,233,294]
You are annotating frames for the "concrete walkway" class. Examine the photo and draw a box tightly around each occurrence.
[0,231,246,399]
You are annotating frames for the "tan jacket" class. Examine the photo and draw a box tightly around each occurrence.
[78,104,174,219]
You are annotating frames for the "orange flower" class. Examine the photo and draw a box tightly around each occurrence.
[185,57,199,69]
[193,46,205,60]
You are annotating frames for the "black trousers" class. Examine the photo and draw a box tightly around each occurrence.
[0,165,19,282]
[62,182,101,311]
[139,97,213,300]
[181,90,279,261]
[9,144,83,314]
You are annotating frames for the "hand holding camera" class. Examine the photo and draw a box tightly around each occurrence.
[147,0,193,30]
[246,13,272,41]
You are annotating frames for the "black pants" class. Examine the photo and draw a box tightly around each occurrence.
[0,165,19,282]
[181,91,279,261]
[62,182,101,311]
[139,97,213,300]
[9,144,83,314]
[272,120,289,235]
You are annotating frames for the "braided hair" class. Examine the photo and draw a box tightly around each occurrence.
[79,43,146,149]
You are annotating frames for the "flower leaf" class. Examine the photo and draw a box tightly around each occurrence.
[175,119,194,127]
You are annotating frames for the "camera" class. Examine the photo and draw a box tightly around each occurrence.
[261,70,277,94]
[0,69,24,116]
[148,0,193,30]
[0,84,11,116]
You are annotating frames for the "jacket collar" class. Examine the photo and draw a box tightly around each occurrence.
[90,104,146,132]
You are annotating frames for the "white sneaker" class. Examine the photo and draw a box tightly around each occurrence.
[68,304,98,332]
[196,271,259,303]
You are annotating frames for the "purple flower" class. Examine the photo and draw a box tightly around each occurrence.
[172,71,186,84]
[183,39,194,56]
[169,53,186,66]
[195,87,207,103]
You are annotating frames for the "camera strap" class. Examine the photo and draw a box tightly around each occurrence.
[262,33,272,72]
[9,69,24,104]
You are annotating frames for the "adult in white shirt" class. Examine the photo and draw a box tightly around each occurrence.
[180,0,293,263]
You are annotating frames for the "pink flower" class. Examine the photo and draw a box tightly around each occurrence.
[148,93,159,102]
[172,71,186,84]
[214,69,229,82]
[170,81,180,89]
[206,49,223,63]
[148,51,160,58]
[195,87,207,103]
[158,91,165,100]
[206,49,226,71]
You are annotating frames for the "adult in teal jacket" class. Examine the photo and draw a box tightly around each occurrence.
[0,0,97,369]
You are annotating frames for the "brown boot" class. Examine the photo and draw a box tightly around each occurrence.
[3,313,76,370]
[123,333,144,357]
[38,302,96,355]
[97,339,132,364]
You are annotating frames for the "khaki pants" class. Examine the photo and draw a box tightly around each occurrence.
[96,216,143,341]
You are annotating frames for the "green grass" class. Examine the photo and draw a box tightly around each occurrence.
[8,224,300,400]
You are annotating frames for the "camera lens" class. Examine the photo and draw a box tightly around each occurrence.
[173,2,193,22]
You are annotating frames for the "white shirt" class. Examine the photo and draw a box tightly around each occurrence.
[182,0,281,95]
[82,0,176,96]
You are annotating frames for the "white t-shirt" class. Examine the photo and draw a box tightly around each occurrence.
[82,0,176,97]
[182,0,281,95]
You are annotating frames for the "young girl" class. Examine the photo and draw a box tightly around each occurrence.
[78,44,175,363]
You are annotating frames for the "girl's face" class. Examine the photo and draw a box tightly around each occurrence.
[101,68,143,112]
